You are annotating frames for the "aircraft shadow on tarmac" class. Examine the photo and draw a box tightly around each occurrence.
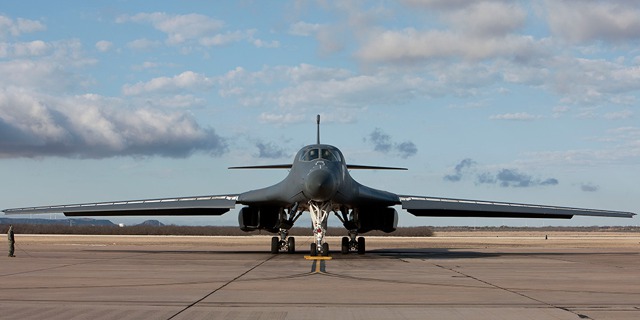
[83,248,634,260]
[371,248,637,260]
[82,248,499,259]
[370,248,499,259]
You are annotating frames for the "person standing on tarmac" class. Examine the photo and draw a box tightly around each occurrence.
[8,224,15,257]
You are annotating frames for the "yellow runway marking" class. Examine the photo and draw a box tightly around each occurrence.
[305,256,331,273]
[303,256,332,260]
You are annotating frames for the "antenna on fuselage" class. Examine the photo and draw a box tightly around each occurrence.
[316,114,320,144]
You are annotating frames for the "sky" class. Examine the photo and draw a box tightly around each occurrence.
[1,0,639,227]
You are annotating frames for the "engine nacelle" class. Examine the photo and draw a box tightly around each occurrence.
[238,206,280,233]
[357,207,398,233]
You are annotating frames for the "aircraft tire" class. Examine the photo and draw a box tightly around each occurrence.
[287,237,295,253]
[322,243,330,256]
[271,237,279,254]
[341,237,349,254]
[310,243,317,256]
[357,237,365,255]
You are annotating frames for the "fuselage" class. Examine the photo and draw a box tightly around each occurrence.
[236,144,400,209]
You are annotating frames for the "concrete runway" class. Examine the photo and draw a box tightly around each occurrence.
[1,234,639,320]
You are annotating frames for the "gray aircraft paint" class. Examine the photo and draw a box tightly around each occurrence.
[3,116,635,254]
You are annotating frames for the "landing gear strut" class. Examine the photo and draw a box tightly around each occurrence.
[271,230,296,254]
[309,200,332,256]
[335,208,366,255]
[271,204,303,254]
[340,231,365,254]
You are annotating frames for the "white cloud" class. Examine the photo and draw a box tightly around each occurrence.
[215,63,501,110]
[0,15,46,38]
[117,12,277,49]
[401,0,494,11]
[521,126,640,166]
[0,56,87,92]
[446,2,526,37]
[289,21,322,36]
[357,28,538,63]
[131,61,159,71]
[95,40,113,52]
[489,112,541,121]
[117,12,224,45]
[0,88,226,158]
[138,94,206,109]
[123,71,214,96]
[127,38,162,51]
[354,2,534,64]
[0,39,100,118]
[545,1,640,43]
[604,110,633,120]
[548,57,640,106]
[286,63,352,82]
[258,112,305,125]
[199,30,252,46]
[0,87,67,143]
[552,105,570,118]
[258,110,360,127]
[252,38,280,48]
[0,40,50,58]
[275,74,394,108]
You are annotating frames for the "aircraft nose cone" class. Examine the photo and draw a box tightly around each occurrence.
[304,169,337,201]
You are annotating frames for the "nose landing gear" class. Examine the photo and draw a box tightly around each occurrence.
[309,201,332,256]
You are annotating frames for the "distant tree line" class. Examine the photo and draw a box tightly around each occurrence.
[430,226,639,232]
[1,224,637,237]
[0,224,434,236]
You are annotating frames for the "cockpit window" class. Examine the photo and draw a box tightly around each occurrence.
[320,149,338,161]
[301,148,342,162]
[307,149,319,160]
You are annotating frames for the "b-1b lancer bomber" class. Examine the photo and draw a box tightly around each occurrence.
[3,116,635,256]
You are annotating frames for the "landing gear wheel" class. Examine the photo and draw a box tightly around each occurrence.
[271,236,279,254]
[322,243,330,256]
[310,243,317,256]
[287,237,295,253]
[341,236,349,254]
[357,237,366,255]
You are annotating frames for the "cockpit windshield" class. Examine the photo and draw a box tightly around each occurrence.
[300,148,342,162]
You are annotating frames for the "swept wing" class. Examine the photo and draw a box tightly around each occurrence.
[400,196,635,219]
[228,164,407,170]
[3,195,238,217]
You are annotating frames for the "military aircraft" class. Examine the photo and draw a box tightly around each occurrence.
[3,115,636,256]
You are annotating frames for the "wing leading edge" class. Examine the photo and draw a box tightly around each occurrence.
[400,196,635,219]
[228,164,407,170]
[3,195,238,217]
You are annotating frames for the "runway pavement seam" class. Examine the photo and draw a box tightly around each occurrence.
[166,254,277,320]
[2,279,238,291]
[537,253,639,270]
[0,251,154,278]
[431,263,596,320]
[192,302,567,308]
[4,237,638,320]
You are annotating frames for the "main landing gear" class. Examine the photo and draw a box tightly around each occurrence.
[271,232,295,254]
[271,204,303,254]
[334,208,365,255]
[340,232,365,255]
[270,201,367,256]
